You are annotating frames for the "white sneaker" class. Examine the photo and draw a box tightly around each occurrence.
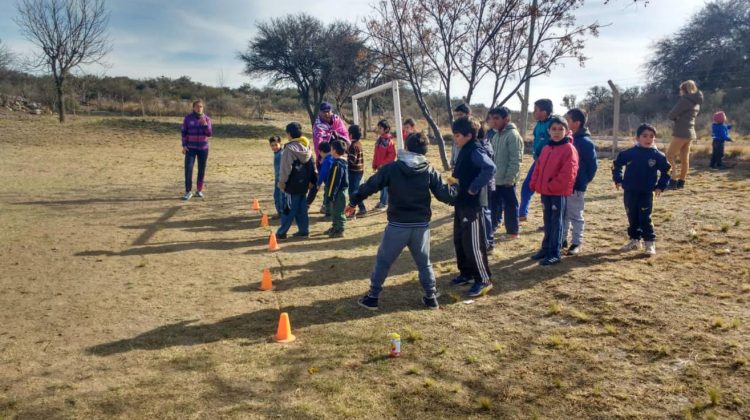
[621,239,641,251]
[195,191,204,198]
[644,241,656,256]
[182,191,193,201]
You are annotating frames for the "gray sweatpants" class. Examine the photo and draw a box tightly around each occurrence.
[563,190,586,246]
[368,224,436,298]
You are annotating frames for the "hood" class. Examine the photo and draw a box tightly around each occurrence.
[503,122,518,132]
[683,91,704,106]
[295,136,310,148]
[574,127,592,139]
[396,149,429,174]
[378,133,393,144]
[286,139,313,162]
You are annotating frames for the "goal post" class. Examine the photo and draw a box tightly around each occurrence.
[352,80,404,150]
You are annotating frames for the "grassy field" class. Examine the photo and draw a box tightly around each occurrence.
[0,112,749,419]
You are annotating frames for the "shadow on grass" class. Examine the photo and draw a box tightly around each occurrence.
[92,118,283,139]
[12,196,178,206]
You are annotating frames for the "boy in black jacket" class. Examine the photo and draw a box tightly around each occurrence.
[326,140,349,237]
[449,117,496,297]
[612,123,671,256]
[347,133,456,310]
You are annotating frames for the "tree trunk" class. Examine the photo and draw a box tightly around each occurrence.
[55,79,65,123]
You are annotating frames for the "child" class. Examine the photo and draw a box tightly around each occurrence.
[181,100,213,200]
[450,103,472,168]
[277,122,316,240]
[348,132,457,310]
[562,108,598,255]
[612,123,671,256]
[402,117,417,141]
[326,141,349,237]
[529,116,579,266]
[317,142,334,217]
[347,124,367,216]
[269,135,283,217]
[710,111,732,169]
[475,117,496,251]
[449,117,496,297]
[372,119,397,210]
[519,99,553,221]
[488,106,524,240]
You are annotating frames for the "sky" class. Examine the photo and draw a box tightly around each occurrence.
[0,0,706,111]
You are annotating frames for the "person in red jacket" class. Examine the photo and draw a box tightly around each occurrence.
[372,119,397,210]
[529,115,579,266]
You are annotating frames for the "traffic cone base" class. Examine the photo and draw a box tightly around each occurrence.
[268,233,280,252]
[259,268,273,291]
[273,312,296,343]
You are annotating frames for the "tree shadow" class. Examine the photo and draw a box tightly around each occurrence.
[92,118,283,139]
[75,236,268,257]
[12,196,178,207]
[122,214,259,235]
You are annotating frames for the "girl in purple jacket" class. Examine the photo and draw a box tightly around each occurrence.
[181,100,213,200]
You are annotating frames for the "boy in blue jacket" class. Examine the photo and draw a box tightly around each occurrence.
[562,109,598,255]
[612,123,671,256]
[325,140,349,237]
[710,111,732,169]
[519,99,553,221]
[317,142,334,217]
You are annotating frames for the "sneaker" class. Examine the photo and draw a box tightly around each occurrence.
[562,240,568,249]
[670,179,685,189]
[323,227,334,235]
[276,233,288,240]
[195,191,205,198]
[498,233,519,241]
[182,191,193,201]
[530,249,547,260]
[467,281,493,297]
[644,241,656,256]
[357,295,379,311]
[357,209,368,217]
[567,244,581,255]
[329,230,344,238]
[292,232,309,238]
[422,295,439,310]
[374,203,387,211]
[450,275,472,286]
[621,239,641,251]
[540,257,561,266]
[519,216,527,222]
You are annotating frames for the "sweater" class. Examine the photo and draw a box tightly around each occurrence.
[347,139,365,173]
[373,134,397,170]
[530,137,579,196]
[490,122,524,186]
[668,92,703,139]
[181,112,213,150]
[571,128,598,192]
[351,150,456,226]
[612,145,671,192]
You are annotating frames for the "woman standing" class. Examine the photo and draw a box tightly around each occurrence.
[666,80,703,189]
[181,100,213,200]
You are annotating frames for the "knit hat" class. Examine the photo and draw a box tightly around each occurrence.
[713,111,726,124]
[319,102,333,112]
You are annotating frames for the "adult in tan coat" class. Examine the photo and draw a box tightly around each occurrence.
[666,80,703,189]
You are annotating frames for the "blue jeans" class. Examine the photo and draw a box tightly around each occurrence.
[184,148,208,193]
[492,185,519,234]
[348,171,366,212]
[368,224,436,298]
[519,162,536,217]
[541,195,566,259]
[277,193,309,236]
[273,184,283,216]
[379,187,389,206]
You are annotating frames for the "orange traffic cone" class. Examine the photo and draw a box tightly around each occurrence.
[273,312,296,343]
[268,232,280,251]
[259,268,273,291]
[252,198,260,212]
[260,213,269,228]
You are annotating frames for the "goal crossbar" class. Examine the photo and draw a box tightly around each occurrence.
[352,80,403,150]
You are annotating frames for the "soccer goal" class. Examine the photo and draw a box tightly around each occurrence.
[351,80,404,150]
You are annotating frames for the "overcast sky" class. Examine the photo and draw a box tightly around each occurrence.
[0,0,706,111]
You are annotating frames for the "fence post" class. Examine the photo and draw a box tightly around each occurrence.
[608,80,620,158]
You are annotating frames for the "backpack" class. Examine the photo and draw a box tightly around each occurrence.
[285,154,316,195]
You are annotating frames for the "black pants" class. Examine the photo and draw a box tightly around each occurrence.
[184,148,208,193]
[453,206,492,283]
[624,190,655,241]
[491,185,520,235]
[541,195,565,259]
[710,141,725,168]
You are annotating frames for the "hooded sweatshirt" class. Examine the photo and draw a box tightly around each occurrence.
[373,133,397,170]
[351,149,456,226]
[278,136,314,192]
[612,144,671,192]
[571,127,598,192]
[491,122,524,186]
[668,92,703,139]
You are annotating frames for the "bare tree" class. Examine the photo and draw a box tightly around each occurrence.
[0,38,15,71]
[14,0,110,123]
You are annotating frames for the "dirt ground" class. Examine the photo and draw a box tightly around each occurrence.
[1,113,748,419]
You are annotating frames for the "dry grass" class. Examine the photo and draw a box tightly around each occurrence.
[0,112,749,418]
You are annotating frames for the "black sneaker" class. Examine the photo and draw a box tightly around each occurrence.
[450,275,472,286]
[671,180,685,189]
[540,257,561,266]
[276,233,288,240]
[357,209,367,216]
[562,240,568,249]
[323,227,334,235]
[292,232,309,238]
[567,244,581,255]
[530,250,547,260]
[329,230,344,238]
[357,295,379,311]
[422,295,439,310]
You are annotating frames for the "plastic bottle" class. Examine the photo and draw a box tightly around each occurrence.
[388,332,401,357]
